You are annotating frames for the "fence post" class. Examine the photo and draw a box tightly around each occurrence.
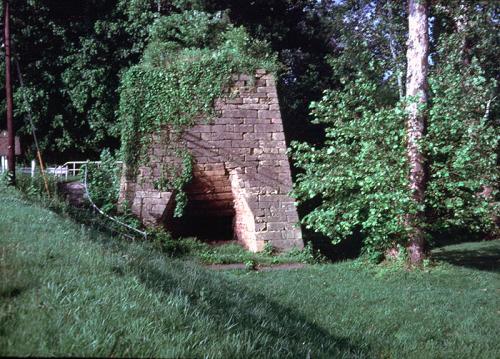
[0,156,4,172]
[31,159,36,177]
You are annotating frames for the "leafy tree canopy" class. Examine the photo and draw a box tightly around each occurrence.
[292,1,498,255]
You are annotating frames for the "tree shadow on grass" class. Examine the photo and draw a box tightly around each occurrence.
[79,229,368,358]
[126,257,367,358]
[60,204,365,356]
[432,243,500,273]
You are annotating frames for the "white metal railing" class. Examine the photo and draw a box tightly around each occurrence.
[51,161,123,179]
[52,161,92,179]
[0,158,123,180]
[1,157,143,239]
[0,156,7,173]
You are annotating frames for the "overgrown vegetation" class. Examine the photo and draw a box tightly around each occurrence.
[9,173,319,265]
[4,0,338,160]
[149,228,324,265]
[292,72,411,254]
[8,169,142,242]
[5,1,497,260]
[83,149,121,214]
[118,10,277,215]
[425,32,498,240]
[1,187,499,358]
[2,2,499,356]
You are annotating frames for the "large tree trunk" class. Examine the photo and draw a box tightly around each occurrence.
[405,0,429,265]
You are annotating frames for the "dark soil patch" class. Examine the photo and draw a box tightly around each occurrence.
[206,263,306,271]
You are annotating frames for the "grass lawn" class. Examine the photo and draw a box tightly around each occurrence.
[1,187,499,358]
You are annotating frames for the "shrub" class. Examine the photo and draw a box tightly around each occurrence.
[84,149,121,214]
[424,37,498,240]
[292,36,498,253]
[291,72,412,252]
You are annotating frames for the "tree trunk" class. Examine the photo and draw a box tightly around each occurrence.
[405,0,429,265]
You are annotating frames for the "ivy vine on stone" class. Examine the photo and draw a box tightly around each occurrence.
[118,10,278,216]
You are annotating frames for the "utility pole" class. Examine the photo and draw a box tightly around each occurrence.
[4,0,15,184]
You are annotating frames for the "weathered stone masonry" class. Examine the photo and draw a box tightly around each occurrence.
[119,70,303,252]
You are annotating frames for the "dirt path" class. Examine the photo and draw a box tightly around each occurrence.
[57,181,85,206]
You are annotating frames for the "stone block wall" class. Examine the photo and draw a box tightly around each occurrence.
[119,69,303,252]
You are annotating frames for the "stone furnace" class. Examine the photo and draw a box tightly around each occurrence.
[119,70,303,252]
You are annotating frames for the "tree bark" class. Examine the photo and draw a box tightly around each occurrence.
[405,0,429,265]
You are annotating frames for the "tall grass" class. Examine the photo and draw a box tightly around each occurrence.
[0,186,361,358]
[1,186,499,358]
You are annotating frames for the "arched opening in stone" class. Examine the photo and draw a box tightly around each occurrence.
[167,164,236,242]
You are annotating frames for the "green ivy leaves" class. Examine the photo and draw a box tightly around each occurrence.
[118,10,278,217]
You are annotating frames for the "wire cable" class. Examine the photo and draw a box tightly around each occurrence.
[83,163,148,240]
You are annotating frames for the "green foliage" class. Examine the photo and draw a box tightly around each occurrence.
[286,241,326,264]
[85,149,121,214]
[152,151,193,217]
[5,0,349,161]
[188,240,324,265]
[292,70,412,252]
[292,4,499,253]
[145,10,231,56]
[244,259,257,271]
[148,227,191,256]
[118,10,277,216]
[432,2,499,83]
[172,151,194,217]
[133,231,325,266]
[119,11,277,167]
[0,171,9,188]
[11,167,141,241]
[15,172,60,204]
[425,33,498,238]
[262,241,275,256]
[83,149,144,234]
[6,1,164,159]
[196,243,257,264]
